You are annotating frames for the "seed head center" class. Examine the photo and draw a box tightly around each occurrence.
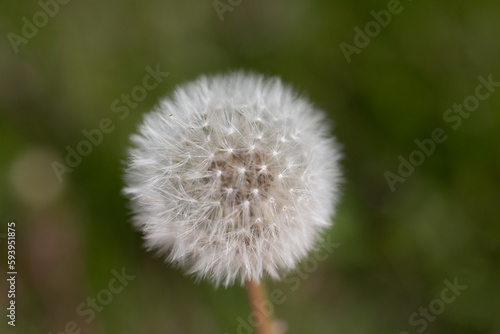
[207,150,274,205]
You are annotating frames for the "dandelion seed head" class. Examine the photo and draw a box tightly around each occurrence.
[123,72,342,287]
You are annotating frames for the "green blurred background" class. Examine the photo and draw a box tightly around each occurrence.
[1,0,499,333]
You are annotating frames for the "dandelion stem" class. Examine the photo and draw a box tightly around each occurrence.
[245,280,273,334]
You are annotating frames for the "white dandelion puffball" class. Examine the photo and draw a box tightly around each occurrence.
[123,72,342,287]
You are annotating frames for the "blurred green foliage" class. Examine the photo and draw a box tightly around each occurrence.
[1,0,499,333]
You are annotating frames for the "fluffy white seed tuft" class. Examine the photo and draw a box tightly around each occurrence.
[123,72,342,287]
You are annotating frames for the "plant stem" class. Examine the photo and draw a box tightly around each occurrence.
[245,280,273,334]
